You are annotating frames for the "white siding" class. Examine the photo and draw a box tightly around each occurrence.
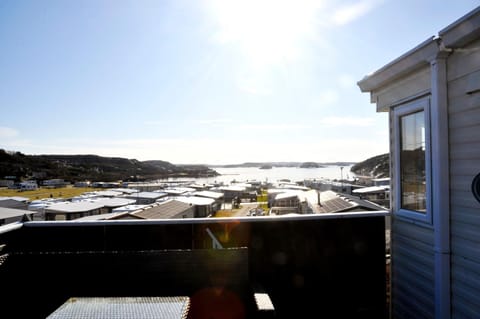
[372,66,431,111]
[391,220,435,319]
[448,38,480,318]
[386,67,436,318]
[359,9,480,318]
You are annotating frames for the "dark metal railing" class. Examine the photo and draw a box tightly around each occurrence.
[0,212,388,318]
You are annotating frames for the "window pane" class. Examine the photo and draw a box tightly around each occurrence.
[400,111,426,212]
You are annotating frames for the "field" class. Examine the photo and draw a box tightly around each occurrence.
[0,186,103,201]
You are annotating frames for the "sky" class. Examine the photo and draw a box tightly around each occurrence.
[1,0,478,165]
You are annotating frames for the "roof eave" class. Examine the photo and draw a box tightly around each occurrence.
[357,37,438,93]
[439,6,480,47]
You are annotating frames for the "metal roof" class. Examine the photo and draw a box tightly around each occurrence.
[275,190,319,203]
[219,186,246,192]
[90,197,137,208]
[231,183,251,188]
[275,191,303,200]
[90,190,123,197]
[112,204,150,213]
[46,201,104,213]
[163,187,195,195]
[175,196,215,206]
[267,189,289,194]
[108,188,139,194]
[0,207,35,219]
[0,196,29,202]
[193,191,224,199]
[73,212,129,221]
[353,186,390,194]
[133,200,193,219]
[317,196,356,214]
[128,192,168,199]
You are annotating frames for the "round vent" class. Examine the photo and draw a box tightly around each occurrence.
[472,173,480,203]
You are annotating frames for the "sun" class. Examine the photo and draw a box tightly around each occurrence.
[206,0,321,67]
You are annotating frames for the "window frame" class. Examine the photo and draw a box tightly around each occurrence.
[393,97,432,224]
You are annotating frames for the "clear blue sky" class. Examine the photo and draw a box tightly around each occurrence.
[1,1,478,164]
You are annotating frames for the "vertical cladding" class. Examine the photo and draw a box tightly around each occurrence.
[448,37,480,318]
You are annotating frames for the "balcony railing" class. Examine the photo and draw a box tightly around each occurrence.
[0,212,388,318]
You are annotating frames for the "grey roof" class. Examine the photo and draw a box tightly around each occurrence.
[267,189,289,195]
[90,190,123,197]
[341,193,387,211]
[0,196,29,202]
[275,190,318,203]
[46,201,104,213]
[193,191,224,199]
[318,196,356,214]
[112,204,150,213]
[128,192,168,199]
[275,191,301,200]
[316,191,386,213]
[133,200,192,219]
[163,188,193,195]
[74,212,129,221]
[353,186,389,194]
[90,197,137,208]
[108,188,139,194]
[175,196,215,206]
[219,185,246,192]
[0,207,35,220]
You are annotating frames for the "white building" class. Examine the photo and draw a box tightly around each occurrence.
[358,7,480,318]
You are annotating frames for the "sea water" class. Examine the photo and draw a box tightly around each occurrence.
[163,165,355,185]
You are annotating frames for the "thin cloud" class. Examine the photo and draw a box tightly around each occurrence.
[144,120,166,126]
[194,121,310,132]
[332,0,382,26]
[319,116,375,127]
[0,126,19,138]
[238,83,272,96]
[237,123,310,131]
[337,74,357,88]
[318,89,340,107]
[193,119,233,125]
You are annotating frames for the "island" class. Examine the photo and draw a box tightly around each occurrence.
[259,164,273,169]
[299,162,323,168]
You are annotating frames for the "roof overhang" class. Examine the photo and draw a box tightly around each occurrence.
[357,37,438,94]
[439,6,480,47]
[358,7,480,105]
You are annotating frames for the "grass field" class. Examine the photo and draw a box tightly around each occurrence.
[257,189,269,211]
[0,186,103,201]
[214,209,239,217]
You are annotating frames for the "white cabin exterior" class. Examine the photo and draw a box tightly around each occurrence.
[358,7,480,319]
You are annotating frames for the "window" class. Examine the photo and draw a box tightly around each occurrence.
[400,111,426,211]
[394,98,432,223]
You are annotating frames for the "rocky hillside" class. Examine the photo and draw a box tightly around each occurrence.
[350,153,389,178]
[0,150,218,182]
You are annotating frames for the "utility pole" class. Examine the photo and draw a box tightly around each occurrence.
[340,166,344,193]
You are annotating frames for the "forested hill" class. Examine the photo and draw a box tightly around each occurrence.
[350,153,389,178]
[0,150,218,182]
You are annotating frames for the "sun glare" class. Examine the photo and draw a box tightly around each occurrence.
[207,0,322,67]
